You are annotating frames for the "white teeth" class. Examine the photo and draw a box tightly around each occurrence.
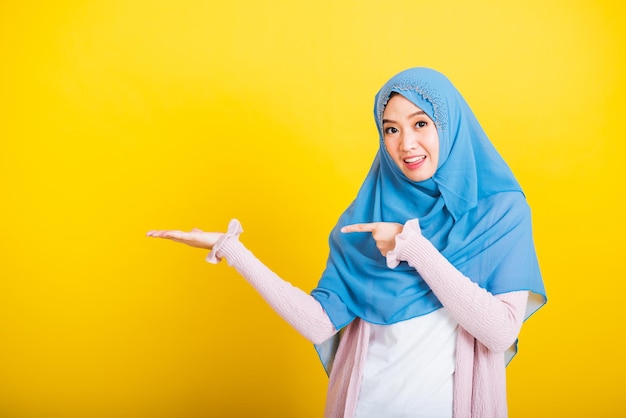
[405,156,425,163]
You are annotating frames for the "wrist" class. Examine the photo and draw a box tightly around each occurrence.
[206,219,243,264]
[386,218,421,268]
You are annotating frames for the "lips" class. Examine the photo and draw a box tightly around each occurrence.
[402,155,426,169]
[404,156,426,164]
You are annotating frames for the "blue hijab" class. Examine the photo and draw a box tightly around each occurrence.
[311,68,546,340]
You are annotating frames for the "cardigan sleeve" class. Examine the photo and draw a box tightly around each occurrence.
[388,220,528,352]
[207,221,338,345]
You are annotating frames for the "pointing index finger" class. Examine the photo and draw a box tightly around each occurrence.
[341,223,377,233]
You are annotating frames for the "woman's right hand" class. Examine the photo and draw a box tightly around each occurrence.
[146,228,223,250]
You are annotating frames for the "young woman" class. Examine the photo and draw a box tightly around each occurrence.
[147,67,547,417]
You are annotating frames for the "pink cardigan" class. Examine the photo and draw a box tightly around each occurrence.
[212,220,529,417]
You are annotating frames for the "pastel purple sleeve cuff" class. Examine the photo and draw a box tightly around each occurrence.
[206,219,243,264]
[386,218,422,269]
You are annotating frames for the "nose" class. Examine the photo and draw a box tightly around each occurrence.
[400,131,419,151]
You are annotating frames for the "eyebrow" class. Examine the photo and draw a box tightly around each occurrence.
[382,111,427,124]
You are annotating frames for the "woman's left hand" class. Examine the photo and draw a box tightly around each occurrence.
[146,228,223,250]
[341,222,403,256]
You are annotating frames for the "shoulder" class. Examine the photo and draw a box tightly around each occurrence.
[469,191,531,228]
[479,191,528,213]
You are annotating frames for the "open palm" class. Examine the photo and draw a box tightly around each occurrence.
[146,228,223,250]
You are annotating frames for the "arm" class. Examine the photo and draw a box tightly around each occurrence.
[214,237,338,344]
[391,220,528,352]
[147,220,337,344]
[342,220,528,352]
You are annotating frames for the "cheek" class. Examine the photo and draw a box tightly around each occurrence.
[431,140,440,157]
[383,139,395,156]
[429,132,440,159]
[430,149,439,167]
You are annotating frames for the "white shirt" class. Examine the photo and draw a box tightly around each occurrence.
[354,308,458,418]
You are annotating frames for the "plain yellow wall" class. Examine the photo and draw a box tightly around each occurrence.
[1,0,624,417]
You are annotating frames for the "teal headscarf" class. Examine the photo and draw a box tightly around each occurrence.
[311,68,546,335]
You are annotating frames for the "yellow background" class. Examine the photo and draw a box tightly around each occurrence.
[1,0,624,417]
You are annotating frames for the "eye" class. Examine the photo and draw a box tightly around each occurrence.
[384,126,399,134]
[416,121,427,128]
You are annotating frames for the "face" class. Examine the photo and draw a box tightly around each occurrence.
[382,94,439,182]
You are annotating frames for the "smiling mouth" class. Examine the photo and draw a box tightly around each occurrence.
[404,156,426,164]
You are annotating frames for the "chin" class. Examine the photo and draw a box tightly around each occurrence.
[406,171,434,182]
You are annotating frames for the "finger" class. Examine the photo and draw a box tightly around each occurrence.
[146,230,170,237]
[341,223,377,233]
[146,230,185,239]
